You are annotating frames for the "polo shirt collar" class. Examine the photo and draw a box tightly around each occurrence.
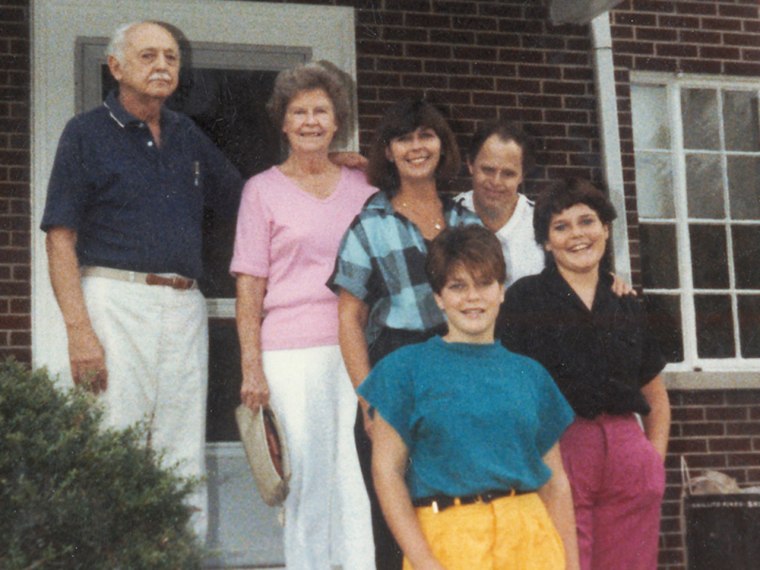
[102,89,180,130]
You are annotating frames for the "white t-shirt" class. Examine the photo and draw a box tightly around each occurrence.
[455,191,546,287]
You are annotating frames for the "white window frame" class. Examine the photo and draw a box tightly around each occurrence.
[632,72,760,383]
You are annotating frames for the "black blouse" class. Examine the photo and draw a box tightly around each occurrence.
[498,265,666,420]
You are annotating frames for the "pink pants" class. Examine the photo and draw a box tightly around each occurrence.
[560,414,665,570]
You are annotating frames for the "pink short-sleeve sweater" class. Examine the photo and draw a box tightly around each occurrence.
[230,166,376,350]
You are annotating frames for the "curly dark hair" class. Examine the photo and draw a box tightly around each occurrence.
[533,178,617,246]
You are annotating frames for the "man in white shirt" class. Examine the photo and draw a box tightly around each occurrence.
[455,120,545,286]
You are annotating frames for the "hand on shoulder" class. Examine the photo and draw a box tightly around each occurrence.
[329,151,368,171]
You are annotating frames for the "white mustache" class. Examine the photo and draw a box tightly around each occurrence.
[149,73,172,82]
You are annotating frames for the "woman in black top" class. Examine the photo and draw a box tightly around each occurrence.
[499,178,670,570]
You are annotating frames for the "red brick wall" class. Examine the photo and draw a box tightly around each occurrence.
[352,0,600,193]
[0,0,30,364]
[612,0,760,76]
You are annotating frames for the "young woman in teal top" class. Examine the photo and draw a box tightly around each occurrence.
[359,225,580,570]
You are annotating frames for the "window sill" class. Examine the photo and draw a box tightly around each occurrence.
[664,370,760,390]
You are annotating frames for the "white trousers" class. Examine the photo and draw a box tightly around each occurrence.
[82,276,208,540]
[264,346,375,570]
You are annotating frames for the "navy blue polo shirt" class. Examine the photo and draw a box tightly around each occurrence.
[41,91,242,279]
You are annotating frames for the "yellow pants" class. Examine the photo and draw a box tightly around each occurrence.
[404,492,565,570]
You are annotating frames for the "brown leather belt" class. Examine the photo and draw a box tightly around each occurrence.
[81,266,197,290]
[412,488,531,513]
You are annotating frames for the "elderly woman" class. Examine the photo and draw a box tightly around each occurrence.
[361,225,579,570]
[499,178,671,570]
[230,62,375,569]
[329,99,479,569]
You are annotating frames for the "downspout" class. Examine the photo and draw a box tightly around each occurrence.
[590,12,632,282]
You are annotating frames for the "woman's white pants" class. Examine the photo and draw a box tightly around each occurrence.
[264,345,375,570]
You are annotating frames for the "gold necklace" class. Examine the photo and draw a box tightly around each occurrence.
[398,199,444,231]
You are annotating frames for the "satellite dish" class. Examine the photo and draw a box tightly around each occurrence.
[550,0,626,24]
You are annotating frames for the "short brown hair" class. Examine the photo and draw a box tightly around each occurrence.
[533,178,617,246]
[366,99,461,197]
[466,118,536,174]
[266,61,352,148]
[425,225,506,294]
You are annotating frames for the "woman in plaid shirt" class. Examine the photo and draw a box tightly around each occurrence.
[329,99,479,570]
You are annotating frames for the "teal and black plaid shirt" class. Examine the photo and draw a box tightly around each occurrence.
[328,191,480,346]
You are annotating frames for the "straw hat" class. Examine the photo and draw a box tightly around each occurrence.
[235,404,290,506]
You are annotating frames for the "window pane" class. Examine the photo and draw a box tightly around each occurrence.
[643,294,683,363]
[207,319,242,443]
[183,70,281,299]
[640,223,679,289]
[724,90,760,152]
[738,295,760,358]
[631,84,670,149]
[695,294,735,358]
[727,156,760,220]
[690,224,729,289]
[732,225,760,289]
[681,88,720,150]
[635,152,674,218]
[686,154,724,219]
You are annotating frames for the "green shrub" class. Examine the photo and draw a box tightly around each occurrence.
[0,360,206,569]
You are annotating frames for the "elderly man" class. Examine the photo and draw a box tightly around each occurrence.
[41,21,242,540]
